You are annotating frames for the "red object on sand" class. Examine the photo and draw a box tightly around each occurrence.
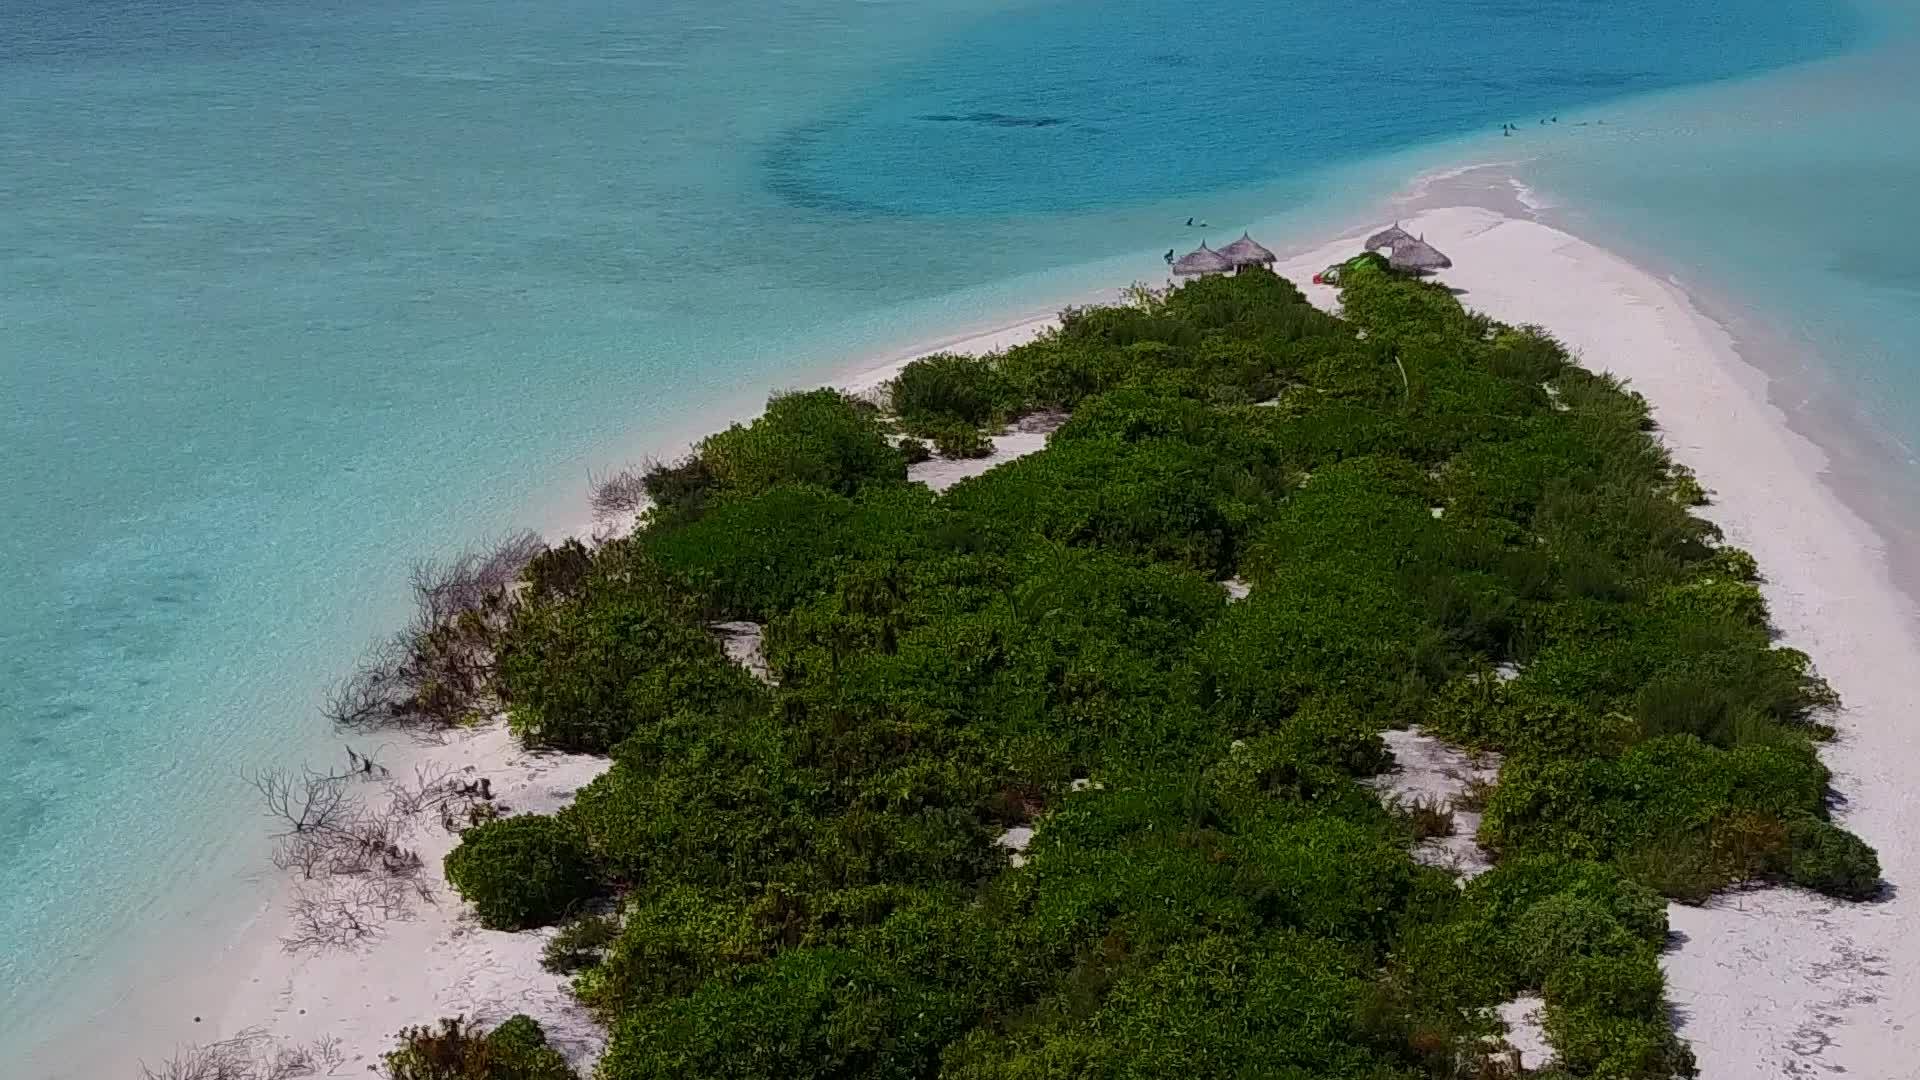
[1312,273,1324,284]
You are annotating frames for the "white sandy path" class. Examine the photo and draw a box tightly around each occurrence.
[1365,727,1501,881]
[1277,206,1920,1078]
[908,410,1071,493]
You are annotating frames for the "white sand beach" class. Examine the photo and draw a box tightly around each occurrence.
[126,196,1919,1080]
[190,726,612,1076]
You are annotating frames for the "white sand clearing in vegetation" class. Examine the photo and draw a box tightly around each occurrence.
[910,410,1071,493]
[997,826,1036,869]
[1497,994,1553,1072]
[1365,726,1500,880]
[1282,204,1920,1078]
[711,620,774,685]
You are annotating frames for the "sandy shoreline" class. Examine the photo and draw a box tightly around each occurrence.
[114,184,1920,1079]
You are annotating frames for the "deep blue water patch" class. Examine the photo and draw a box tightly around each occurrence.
[766,0,1862,217]
[917,113,1070,128]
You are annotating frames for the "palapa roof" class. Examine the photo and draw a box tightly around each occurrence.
[1386,236,1453,272]
[1217,232,1277,267]
[1364,224,1415,251]
[1171,243,1234,276]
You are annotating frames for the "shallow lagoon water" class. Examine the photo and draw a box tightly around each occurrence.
[0,0,1892,1063]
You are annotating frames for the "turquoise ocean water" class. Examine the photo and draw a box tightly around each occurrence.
[2,0,1908,1067]
[1512,1,1920,525]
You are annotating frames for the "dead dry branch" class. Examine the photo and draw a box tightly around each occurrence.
[281,877,420,953]
[588,463,651,522]
[139,1030,343,1080]
[251,748,494,952]
[324,532,544,735]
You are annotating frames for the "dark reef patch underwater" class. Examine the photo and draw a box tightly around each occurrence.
[765,0,1859,217]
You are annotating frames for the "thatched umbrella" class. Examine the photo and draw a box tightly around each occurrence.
[1171,243,1233,277]
[1218,232,1277,270]
[1386,235,1452,273]
[1364,224,1415,252]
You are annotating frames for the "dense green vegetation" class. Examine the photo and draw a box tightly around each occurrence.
[443,814,597,930]
[426,264,1877,1077]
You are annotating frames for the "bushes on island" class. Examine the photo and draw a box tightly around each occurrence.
[890,352,1019,430]
[1785,815,1882,899]
[924,420,994,459]
[494,543,766,753]
[415,265,1879,1077]
[383,1015,576,1080]
[442,815,595,930]
[644,389,905,513]
[895,436,932,465]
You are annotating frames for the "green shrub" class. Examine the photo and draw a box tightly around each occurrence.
[596,947,961,1080]
[926,421,993,459]
[942,436,1244,575]
[576,888,770,1020]
[697,389,905,499]
[1786,815,1881,899]
[495,547,764,753]
[1545,1003,1695,1079]
[896,437,932,465]
[1274,696,1394,776]
[1652,577,1766,627]
[1512,894,1642,984]
[1483,326,1572,384]
[1709,546,1760,582]
[640,485,856,618]
[1480,734,1873,901]
[647,483,945,622]
[1546,951,1665,1017]
[891,353,1017,428]
[1427,678,1635,757]
[520,539,593,604]
[641,455,719,511]
[561,755,793,892]
[1466,857,1668,946]
[384,1015,576,1080]
[541,912,621,974]
[1195,566,1425,728]
[941,932,1393,1080]
[995,335,1126,410]
[1635,673,1740,746]
[444,815,596,930]
[1162,267,1339,340]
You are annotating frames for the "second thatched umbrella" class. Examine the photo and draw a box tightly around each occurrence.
[1386,236,1453,273]
[1172,243,1234,277]
[1217,232,1277,270]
